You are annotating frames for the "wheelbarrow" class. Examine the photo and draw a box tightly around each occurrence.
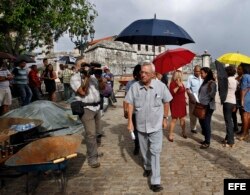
[3,135,82,194]
[0,117,43,161]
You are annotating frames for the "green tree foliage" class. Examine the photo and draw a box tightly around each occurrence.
[0,0,97,55]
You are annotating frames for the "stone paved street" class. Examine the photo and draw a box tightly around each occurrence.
[1,95,250,195]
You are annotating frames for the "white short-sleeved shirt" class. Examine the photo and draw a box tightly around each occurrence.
[70,73,100,111]
[125,79,173,133]
[225,76,238,104]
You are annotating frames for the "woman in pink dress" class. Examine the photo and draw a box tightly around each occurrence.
[168,70,187,141]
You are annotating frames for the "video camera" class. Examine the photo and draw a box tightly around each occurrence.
[80,62,102,77]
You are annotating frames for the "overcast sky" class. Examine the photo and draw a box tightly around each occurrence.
[54,0,250,60]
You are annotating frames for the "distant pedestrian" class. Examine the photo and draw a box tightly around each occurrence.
[238,63,250,141]
[233,64,244,134]
[222,65,237,147]
[161,73,169,87]
[198,67,217,149]
[41,64,57,102]
[12,60,33,106]
[168,70,187,141]
[58,63,65,83]
[0,60,13,115]
[103,66,117,106]
[186,65,203,134]
[28,65,42,101]
[62,64,74,100]
[123,64,141,155]
[125,61,172,192]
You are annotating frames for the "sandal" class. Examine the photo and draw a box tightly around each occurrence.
[167,136,174,142]
[237,135,249,141]
[200,143,210,149]
[222,143,235,148]
[182,132,187,139]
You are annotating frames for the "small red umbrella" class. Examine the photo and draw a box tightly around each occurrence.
[0,52,16,60]
[153,48,195,74]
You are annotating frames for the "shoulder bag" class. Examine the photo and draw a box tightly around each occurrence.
[71,101,85,116]
[193,102,207,119]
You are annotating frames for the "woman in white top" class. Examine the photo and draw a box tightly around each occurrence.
[222,65,238,147]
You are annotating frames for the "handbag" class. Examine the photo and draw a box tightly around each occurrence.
[193,102,207,119]
[70,101,85,116]
[101,84,112,97]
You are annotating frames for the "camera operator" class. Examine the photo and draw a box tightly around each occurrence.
[70,61,105,168]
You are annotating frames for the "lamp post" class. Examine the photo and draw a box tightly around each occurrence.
[69,26,95,56]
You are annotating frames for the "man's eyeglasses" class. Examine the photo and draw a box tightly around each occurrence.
[140,71,151,75]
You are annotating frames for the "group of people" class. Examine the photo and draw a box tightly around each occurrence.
[123,61,250,192]
[1,55,249,193]
[0,58,59,115]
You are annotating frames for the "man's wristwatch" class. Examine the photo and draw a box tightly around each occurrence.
[163,116,168,119]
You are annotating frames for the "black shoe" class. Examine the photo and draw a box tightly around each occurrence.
[236,130,243,135]
[191,130,197,134]
[221,139,227,144]
[150,184,163,192]
[89,162,100,168]
[143,170,152,177]
[133,147,139,155]
[238,123,242,126]
[234,128,239,132]
[199,140,206,144]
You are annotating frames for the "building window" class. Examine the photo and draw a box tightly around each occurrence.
[152,46,155,53]
[158,46,161,53]
[138,44,141,51]
[145,45,148,51]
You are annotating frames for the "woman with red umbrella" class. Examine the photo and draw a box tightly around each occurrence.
[168,70,187,142]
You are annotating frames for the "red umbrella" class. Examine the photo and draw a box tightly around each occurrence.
[153,48,195,74]
[0,51,16,60]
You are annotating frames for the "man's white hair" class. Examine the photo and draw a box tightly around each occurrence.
[141,61,155,72]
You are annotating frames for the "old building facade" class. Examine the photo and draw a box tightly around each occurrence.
[84,40,166,75]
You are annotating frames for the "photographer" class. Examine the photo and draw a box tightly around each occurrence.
[70,61,105,168]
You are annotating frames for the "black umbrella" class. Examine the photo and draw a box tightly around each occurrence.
[15,54,36,63]
[215,60,228,104]
[115,17,194,46]
[58,56,76,64]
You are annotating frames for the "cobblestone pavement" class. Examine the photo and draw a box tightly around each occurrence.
[1,95,250,195]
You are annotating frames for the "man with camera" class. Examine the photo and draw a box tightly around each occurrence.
[70,60,105,168]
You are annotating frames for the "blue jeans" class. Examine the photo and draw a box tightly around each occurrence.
[223,103,235,144]
[199,107,214,144]
[30,87,42,101]
[63,83,72,101]
[16,84,32,106]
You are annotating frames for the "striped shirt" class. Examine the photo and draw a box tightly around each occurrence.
[62,68,73,84]
[0,69,11,89]
[12,67,29,85]
[70,73,100,111]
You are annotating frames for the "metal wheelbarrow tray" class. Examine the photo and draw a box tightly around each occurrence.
[4,135,82,194]
[0,117,43,164]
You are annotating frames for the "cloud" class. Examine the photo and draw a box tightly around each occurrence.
[55,0,250,59]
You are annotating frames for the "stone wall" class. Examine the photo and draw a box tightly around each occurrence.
[84,40,166,75]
